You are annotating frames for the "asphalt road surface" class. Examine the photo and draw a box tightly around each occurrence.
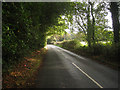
[34,45,118,88]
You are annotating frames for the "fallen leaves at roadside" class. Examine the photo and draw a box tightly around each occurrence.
[3,48,47,88]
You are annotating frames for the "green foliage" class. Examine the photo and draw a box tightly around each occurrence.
[47,36,56,44]
[61,40,82,50]
[57,40,119,67]
[2,2,72,72]
[46,15,69,37]
[102,43,120,61]
[70,2,111,47]
[2,2,119,72]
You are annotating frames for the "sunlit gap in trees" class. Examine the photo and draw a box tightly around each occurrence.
[105,9,113,31]
[63,10,113,35]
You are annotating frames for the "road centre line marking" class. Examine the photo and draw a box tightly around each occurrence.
[72,63,103,88]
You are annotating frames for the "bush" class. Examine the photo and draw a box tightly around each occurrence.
[90,44,104,55]
[90,42,120,61]
[61,40,81,50]
[58,40,119,62]
[103,43,120,61]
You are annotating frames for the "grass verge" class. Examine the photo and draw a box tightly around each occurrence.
[55,40,119,71]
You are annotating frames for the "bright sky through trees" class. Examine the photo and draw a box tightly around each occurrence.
[63,1,114,33]
[65,9,113,34]
[65,16,113,33]
[106,11,113,30]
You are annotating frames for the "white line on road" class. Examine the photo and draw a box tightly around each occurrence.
[72,63,103,88]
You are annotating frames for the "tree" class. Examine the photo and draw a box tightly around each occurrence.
[2,2,72,70]
[73,2,109,46]
[87,2,92,47]
[110,2,120,43]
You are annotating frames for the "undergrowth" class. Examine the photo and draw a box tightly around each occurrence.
[2,48,47,88]
[56,40,119,70]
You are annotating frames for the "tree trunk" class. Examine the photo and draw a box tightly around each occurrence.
[110,2,120,43]
[87,3,92,47]
[89,2,95,46]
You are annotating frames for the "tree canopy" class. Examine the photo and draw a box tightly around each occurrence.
[2,2,120,69]
[2,2,72,66]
